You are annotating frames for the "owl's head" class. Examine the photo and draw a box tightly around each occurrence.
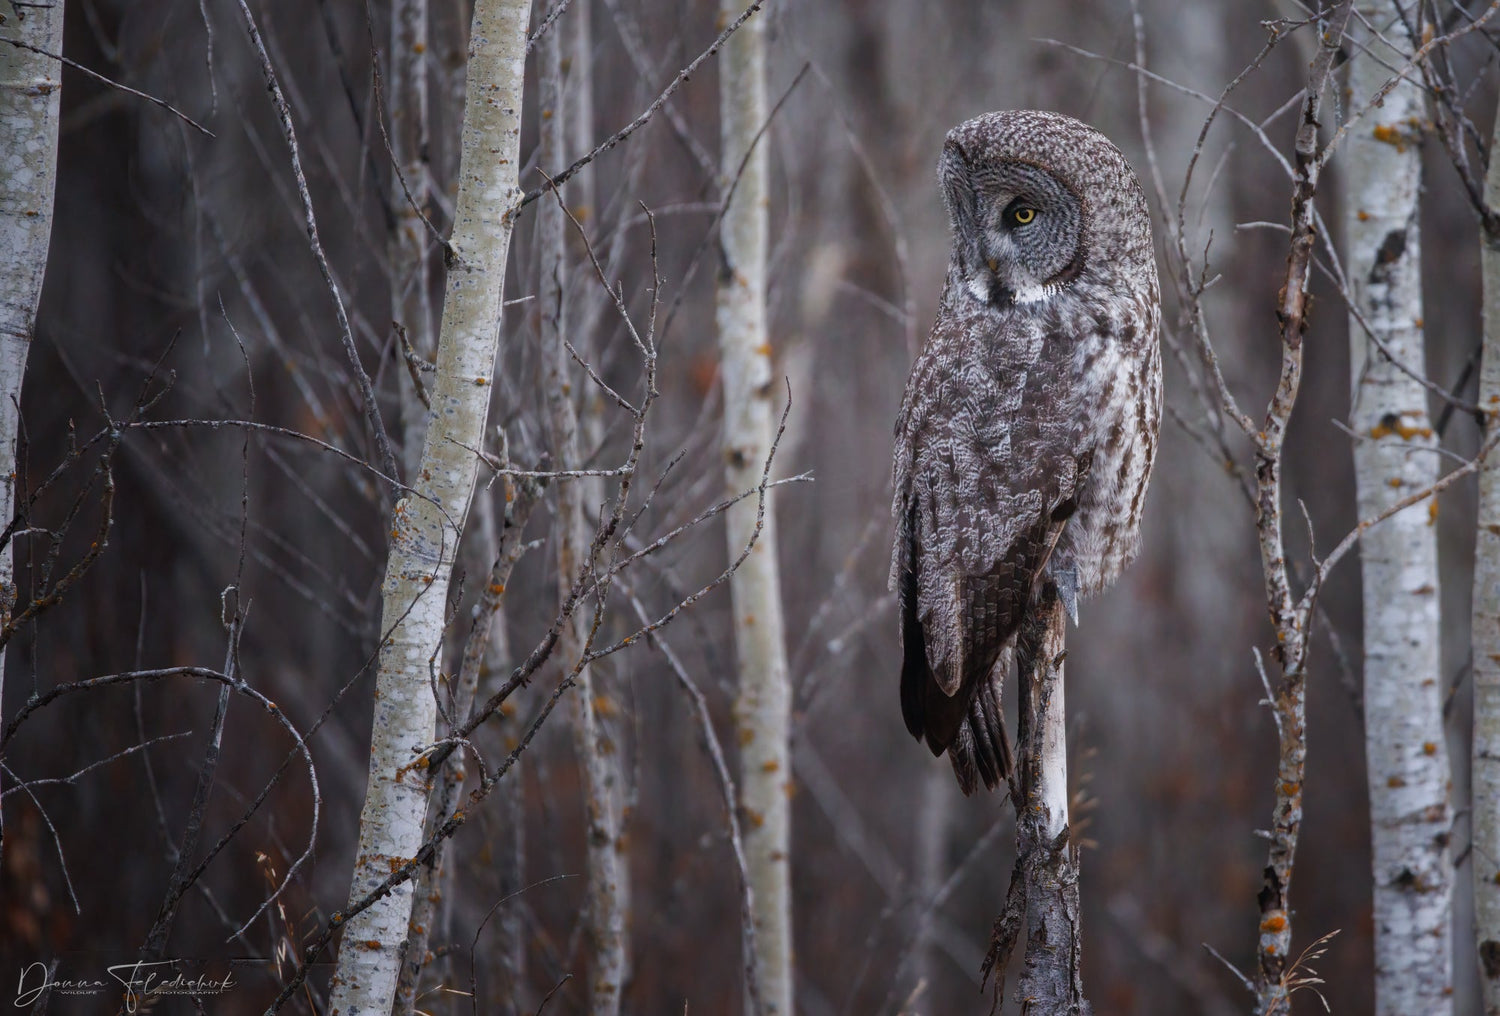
[938,110,1153,310]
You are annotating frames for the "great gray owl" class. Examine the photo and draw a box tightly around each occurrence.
[890,110,1161,795]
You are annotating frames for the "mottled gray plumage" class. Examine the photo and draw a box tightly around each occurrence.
[890,110,1161,794]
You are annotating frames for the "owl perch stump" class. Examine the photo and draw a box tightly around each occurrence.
[891,109,1157,1015]
[983,586,1089,1015]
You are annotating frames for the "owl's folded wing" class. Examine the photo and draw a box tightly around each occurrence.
[891,382,1089,758]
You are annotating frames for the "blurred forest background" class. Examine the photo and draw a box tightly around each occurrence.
[0,0,1490,1013]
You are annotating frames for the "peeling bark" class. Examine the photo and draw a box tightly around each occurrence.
[1015,596,1087,1014]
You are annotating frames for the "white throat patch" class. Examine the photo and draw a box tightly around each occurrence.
[1012,282,1056,305]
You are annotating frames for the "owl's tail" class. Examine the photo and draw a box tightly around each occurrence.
[946,657,1012,795]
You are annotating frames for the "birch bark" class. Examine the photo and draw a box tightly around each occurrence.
[717,6,792,1013]
[540,22,628,1016]
[325,1,529,1011]
[0,0,64,850]
[1473,90,1500,1016]
[391,0,433,477]
[1346,4,1453,1012]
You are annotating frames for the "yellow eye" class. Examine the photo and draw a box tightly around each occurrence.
[1009,206,1036,226]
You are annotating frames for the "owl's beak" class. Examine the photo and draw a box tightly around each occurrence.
[985,256,999,274]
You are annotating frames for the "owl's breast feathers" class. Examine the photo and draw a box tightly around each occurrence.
[890,288,1157,790]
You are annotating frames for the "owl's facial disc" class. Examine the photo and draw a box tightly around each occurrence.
[941,151,1083,309]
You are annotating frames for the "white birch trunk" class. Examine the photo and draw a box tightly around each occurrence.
[391,0,433,477]
[0,0,64,846]
[326,1,529,1010]
[539,22,628,1016]
[1473,94,1500,1016]
[1346,5,1453,1012]
[717,7,793,1013]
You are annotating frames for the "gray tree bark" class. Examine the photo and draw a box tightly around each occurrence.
[1473,81,1500,1016]
[540,19,629,1016]
[391,0,433,478]
[1015,596,1087,1014]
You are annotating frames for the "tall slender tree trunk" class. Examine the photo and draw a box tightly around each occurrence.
[717,6,792,1013]
[325,1,530,1011]
[0,0,64,854]
[1346,4,1453,1012]
[1473,94,1500,1016]
[539,19,628,1016]
[391,0,433,478]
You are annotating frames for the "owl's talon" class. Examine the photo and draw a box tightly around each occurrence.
[1055,567,1080,627]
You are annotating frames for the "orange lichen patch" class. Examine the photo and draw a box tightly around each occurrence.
[738,727,755,747]
[1413,584,1436,595]
[754,343,773,357]
[761,759,780,773]
[1423,742,1439,756]
[474,376,488,386]
[745,809,765,828]
[395,755,426,782]
[499,700,517,717]
[1280,781,1300,797]
[1388,775,1407,788]
[1387,477,1403,488]
[1369,413,1433,441]
[364,940,383,950]
[571,205,591,222]
[1429,499,1440,525]
[743,613,757,627]
[1373,123,1407,151]
[783,780,797,799]
[593,694,617,718]
[1414,318,1424,328]
[488,583,506,595]
[1260,913,1288,934]
[1357,210,1370,222]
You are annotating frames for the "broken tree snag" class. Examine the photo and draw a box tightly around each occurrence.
[1013,590,1088,1014]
